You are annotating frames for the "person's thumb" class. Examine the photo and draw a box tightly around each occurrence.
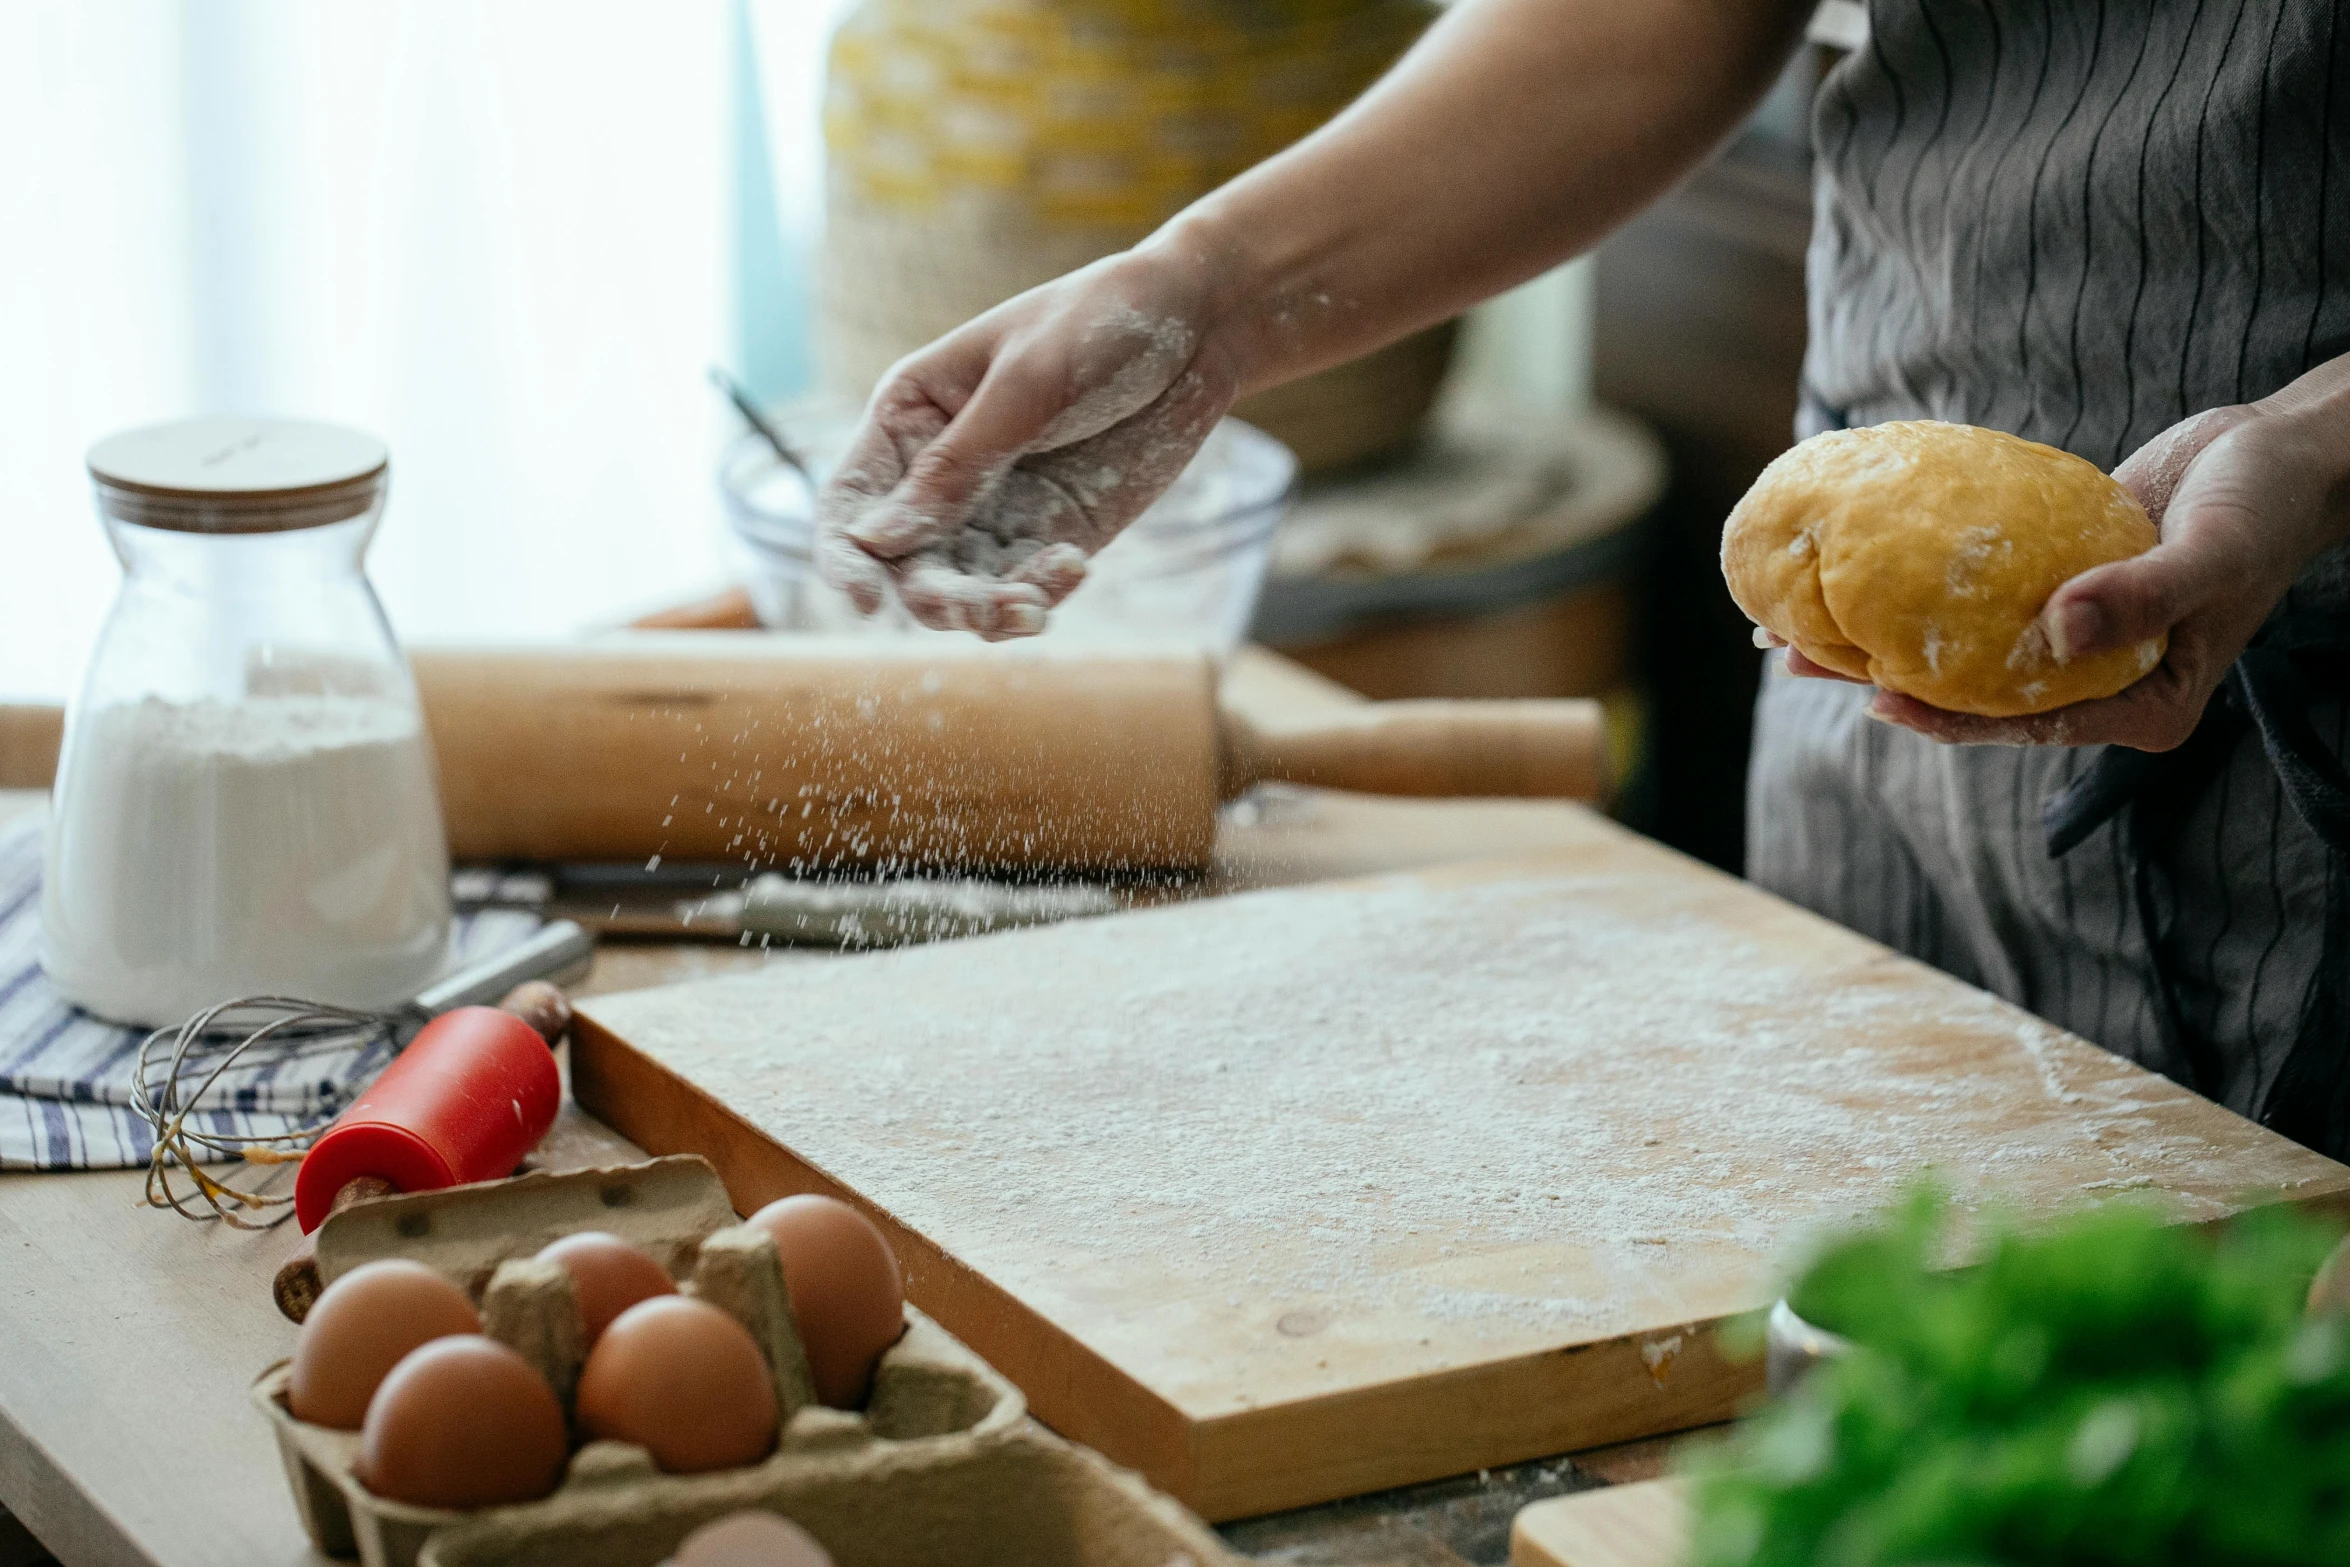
[844,361,1061,557]
[2042,535,2219,663]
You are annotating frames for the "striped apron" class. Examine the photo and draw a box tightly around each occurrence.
[1748,0,2350,1154]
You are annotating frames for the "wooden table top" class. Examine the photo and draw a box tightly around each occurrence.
[0,653,1655,1567]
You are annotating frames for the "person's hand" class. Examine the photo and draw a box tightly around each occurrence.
[815,244,1241,640]
[1783,402,2345,749]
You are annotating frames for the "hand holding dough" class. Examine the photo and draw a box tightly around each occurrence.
[1721,421,2165,717]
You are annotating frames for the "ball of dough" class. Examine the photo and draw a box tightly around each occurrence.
[1721,421,2165,717]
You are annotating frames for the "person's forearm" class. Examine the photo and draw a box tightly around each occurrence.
[1150,0,1813,395]
[2251,353,2350,561]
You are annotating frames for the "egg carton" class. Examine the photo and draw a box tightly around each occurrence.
[417,1425,1230,1567]
[252,1156,1239,1567]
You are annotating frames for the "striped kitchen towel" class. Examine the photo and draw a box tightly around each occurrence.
[0,817,543,1171]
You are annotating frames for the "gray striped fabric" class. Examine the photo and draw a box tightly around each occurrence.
[1751,675,2344,1127]
[1751,0,2348,1135]
[1802,0,2349,490]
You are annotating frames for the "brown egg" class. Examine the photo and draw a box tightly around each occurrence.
[672,1510,835,1567]
[577,1296,778,1473]
[356,1336,568,1508]
[746,1195,906,1409]
[287,1258,480,1429]
[537,1231,678,1343]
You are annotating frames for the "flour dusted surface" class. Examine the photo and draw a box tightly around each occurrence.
[584,852,2344,1413]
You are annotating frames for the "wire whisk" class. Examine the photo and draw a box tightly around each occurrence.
[134,995,401,1226]
[129,921,594,1228]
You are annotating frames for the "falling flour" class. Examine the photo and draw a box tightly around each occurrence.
[42,694,450,1026]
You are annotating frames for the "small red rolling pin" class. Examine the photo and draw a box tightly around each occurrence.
[273,982,571,1322]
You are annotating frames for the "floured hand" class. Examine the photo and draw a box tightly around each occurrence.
[816,251,1240,640]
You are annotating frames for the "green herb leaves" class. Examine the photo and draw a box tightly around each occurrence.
[1687,1191,2350,1566]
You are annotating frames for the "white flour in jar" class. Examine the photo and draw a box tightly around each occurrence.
[41,694,450,1026]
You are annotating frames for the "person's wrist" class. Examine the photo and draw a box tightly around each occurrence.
[1126,206,1270,392]
[2246,394,2350,561]
[1145,188,1349,396]
[2251,360,2350,553]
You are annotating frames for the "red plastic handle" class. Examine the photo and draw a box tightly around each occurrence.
[294,1006,561,1232]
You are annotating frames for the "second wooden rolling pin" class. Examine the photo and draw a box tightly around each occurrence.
[412,635,1604,870]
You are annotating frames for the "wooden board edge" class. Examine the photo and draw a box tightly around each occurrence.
[569,1012,1210,1502]
[1511,1478,1691,1567]
[1187,1324,1751,1521]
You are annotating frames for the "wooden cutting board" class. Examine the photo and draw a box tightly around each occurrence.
[1512,1480,1688,1567]
[571,810,2350,1521]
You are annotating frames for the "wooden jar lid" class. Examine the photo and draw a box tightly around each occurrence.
[87,417,388,533]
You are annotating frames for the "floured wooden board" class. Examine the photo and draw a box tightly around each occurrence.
[1512,1480,1688,1567]
[572,812,2350,1520]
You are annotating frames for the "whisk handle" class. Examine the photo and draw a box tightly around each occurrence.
[413,920,594,1017]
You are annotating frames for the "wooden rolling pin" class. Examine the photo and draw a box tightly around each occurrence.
[0,702,63,790]
[8,637,1605,870]
[411,635,1605,870]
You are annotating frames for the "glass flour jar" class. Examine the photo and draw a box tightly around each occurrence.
[42,418,451,1027]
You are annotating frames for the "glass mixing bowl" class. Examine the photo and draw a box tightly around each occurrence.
[719,414,1296,654]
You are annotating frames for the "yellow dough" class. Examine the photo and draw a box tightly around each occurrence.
[1720,421,2166,717]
